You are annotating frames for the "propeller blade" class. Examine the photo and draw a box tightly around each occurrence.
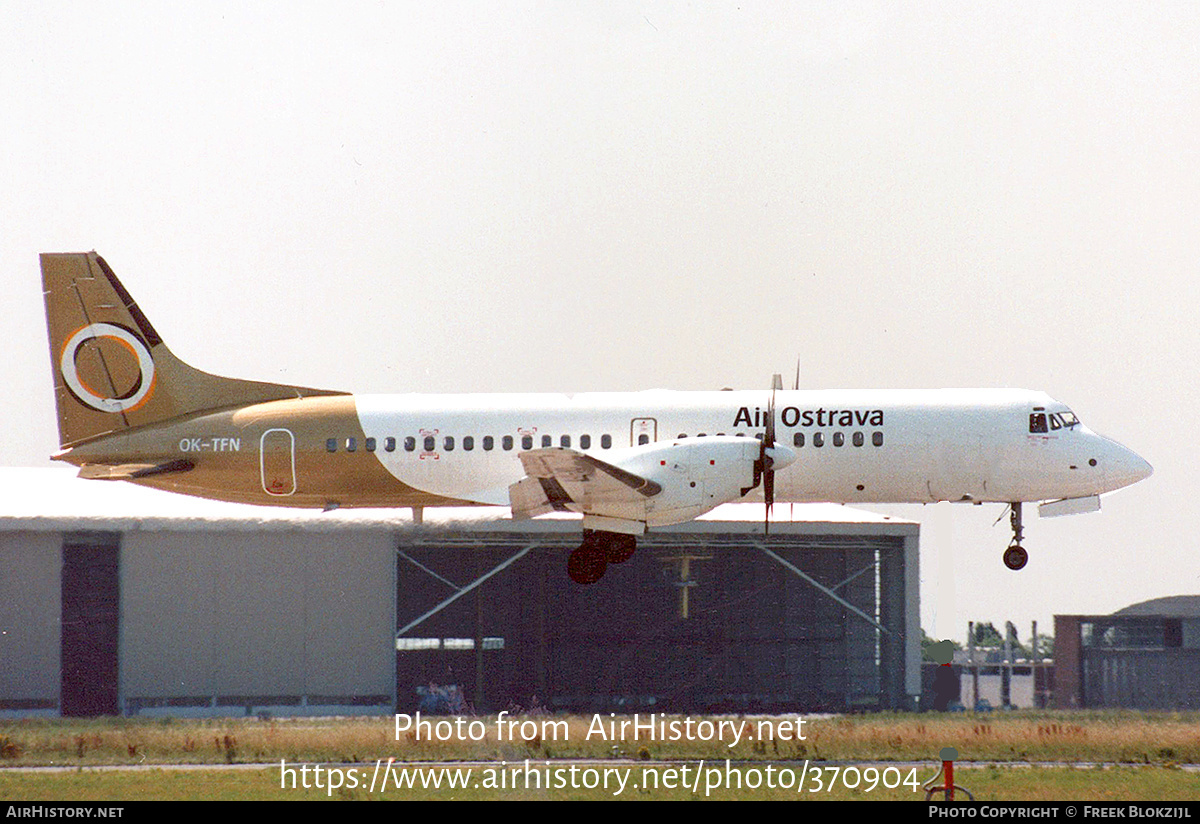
[763,462,775,532]
[764,374,782,535]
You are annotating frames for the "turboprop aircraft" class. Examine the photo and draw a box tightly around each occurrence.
[41,252,1152,583]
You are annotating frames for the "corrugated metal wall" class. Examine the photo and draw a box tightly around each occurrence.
[0,532,65,714]
[396,532,908,714]
[1081,650,1200,709]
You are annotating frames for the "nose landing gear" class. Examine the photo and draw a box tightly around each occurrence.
[1003,503,1028,571]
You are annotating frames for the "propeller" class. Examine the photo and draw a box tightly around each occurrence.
[762,373,782,534]
[742,373,796,531]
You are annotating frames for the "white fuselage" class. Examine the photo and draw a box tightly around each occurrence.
[352,387,1151,513]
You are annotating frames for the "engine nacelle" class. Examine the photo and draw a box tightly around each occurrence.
[509,436,796,531]
[603,436,769,527]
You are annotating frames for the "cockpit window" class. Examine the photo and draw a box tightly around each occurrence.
[1056,411,1079,429]
[1032,409,1080,434]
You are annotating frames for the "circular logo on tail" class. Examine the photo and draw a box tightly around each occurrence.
[60,323,156,413]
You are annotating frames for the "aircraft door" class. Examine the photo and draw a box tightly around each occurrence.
[631,417,657,446]
[260,428,296,496]
[922,431,989,502]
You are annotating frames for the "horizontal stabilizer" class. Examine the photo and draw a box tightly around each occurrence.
[78,459,195,481]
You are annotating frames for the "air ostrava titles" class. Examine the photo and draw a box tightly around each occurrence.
[733,407,885,429]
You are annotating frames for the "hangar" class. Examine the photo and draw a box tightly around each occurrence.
[0,468,920,717]
[1054,596,1200,710]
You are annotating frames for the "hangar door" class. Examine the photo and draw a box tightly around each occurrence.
[61,533,120,716]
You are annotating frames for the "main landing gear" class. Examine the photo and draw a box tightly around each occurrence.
[567,529,637,585]
[1003,502,1028,571]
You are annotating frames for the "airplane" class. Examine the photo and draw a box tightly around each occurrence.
[40,251,1152,583]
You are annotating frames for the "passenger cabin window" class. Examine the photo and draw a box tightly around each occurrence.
[463,436,474,451]
[560,435,571,448]
[813,432,824,448]
[404,436,416,452]
[502,435,513,451]
[483,436,494,451]
[326,438,337,453]
[444,436,454,451]
[424,436,435,452]
[601,434,612,449]
[542,435,552,448]
[345,437,357,452]
[365,437,376,452]
[853,431,864,447]
[580,434,591,449]
[385,437,396,452]
[793,432,805,447]
[833,432,845,447]
[522,435,533,450]
[872,432,884,447]
[1029,413,1048,434]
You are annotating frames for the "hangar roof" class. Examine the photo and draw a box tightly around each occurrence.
[1112,595,1200,618]
[0,467,914,535]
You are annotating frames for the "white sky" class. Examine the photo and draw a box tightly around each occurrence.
[3,2,1197,643]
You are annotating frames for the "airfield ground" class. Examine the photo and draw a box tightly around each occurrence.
[2,712,1198,801]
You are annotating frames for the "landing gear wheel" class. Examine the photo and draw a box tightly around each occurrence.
[1001,503,1028,570]
[603,533,637,564]
[1003,545,1028,571]
[568,544,608,584]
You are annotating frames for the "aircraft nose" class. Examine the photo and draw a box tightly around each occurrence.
[1101,440,1153,490]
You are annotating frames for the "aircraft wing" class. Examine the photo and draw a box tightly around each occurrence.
[509,448,662,519]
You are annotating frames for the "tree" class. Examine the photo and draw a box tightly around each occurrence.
[1031,632,1054,660]
[971,621,1042,660]
[972,621,1004,647]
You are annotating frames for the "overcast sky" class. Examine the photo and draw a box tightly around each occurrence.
[3,2,1196,642]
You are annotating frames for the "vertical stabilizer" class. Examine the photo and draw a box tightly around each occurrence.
[41,252,345,448]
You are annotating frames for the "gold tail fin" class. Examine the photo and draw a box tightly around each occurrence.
[41,251,345,448]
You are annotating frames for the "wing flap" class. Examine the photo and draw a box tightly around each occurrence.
[509,448,661,519]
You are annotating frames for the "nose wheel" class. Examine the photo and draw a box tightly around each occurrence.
[1003,544,1028,570]
[1003,502,1028,570]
